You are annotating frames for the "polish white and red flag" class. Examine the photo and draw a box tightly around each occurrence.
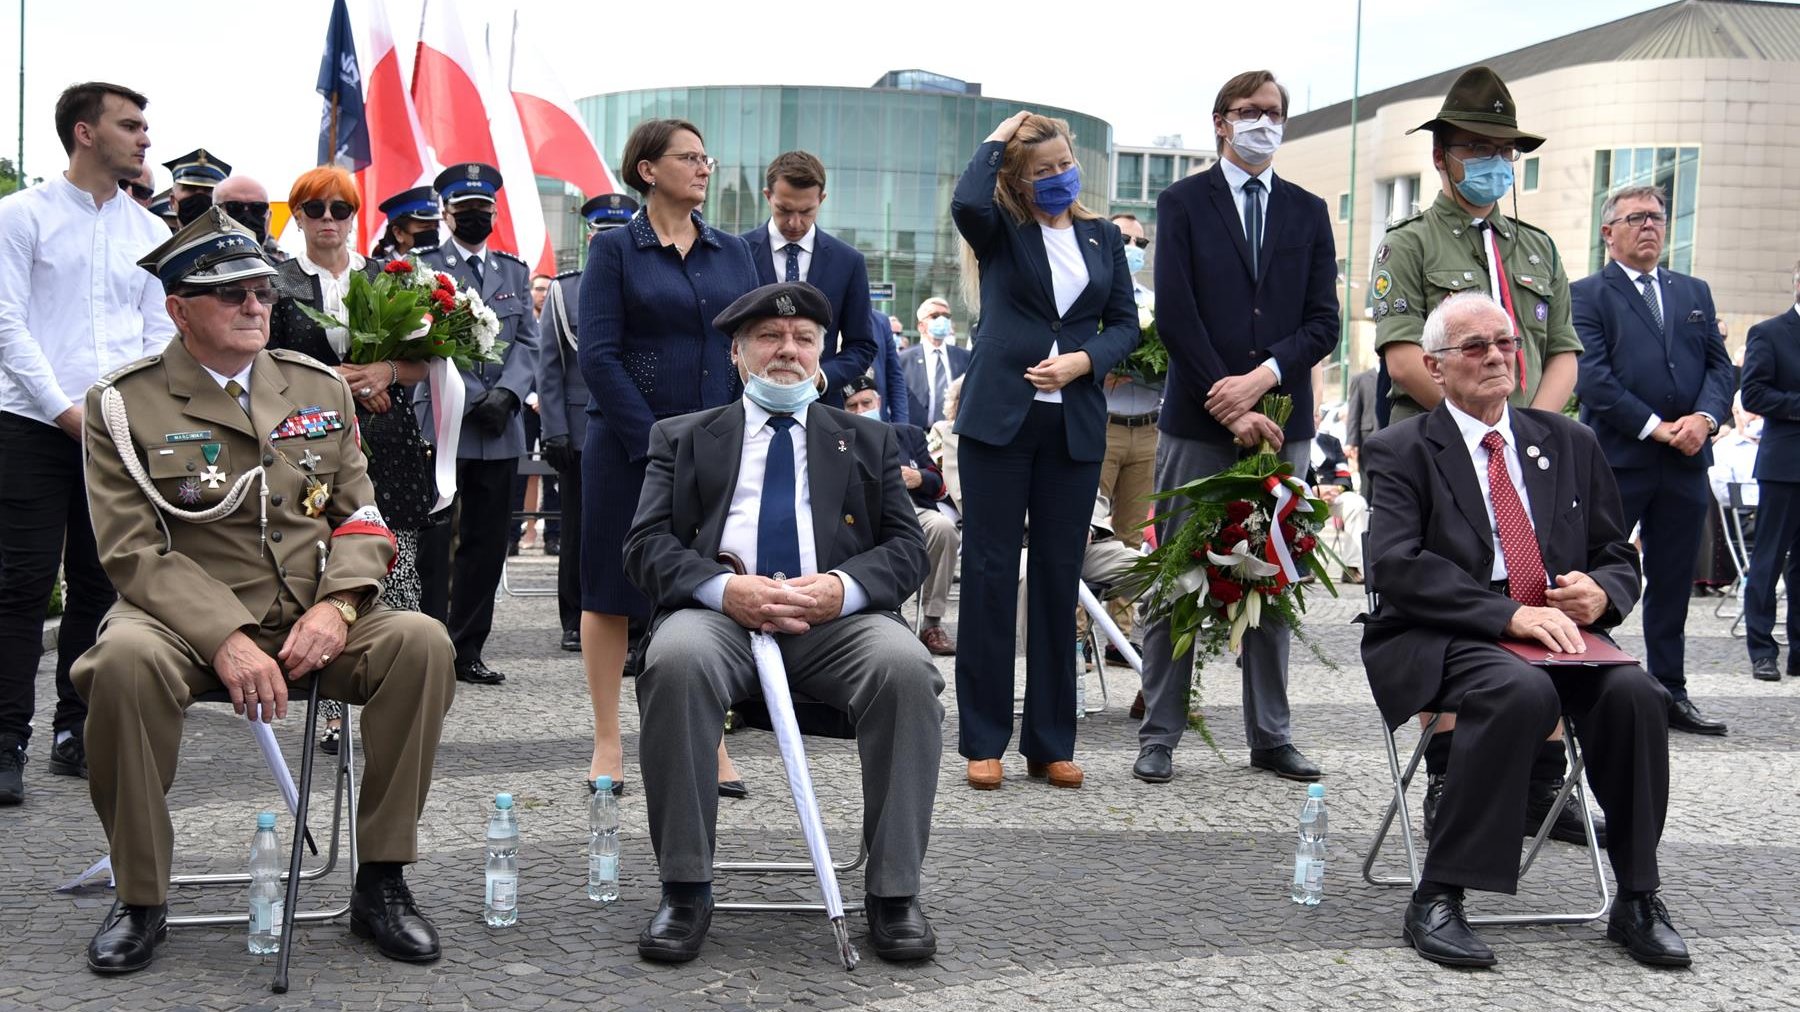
[509,28,620,202]
[345,0,430,253]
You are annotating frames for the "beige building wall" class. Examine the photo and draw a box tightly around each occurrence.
[1281,57,1800,370]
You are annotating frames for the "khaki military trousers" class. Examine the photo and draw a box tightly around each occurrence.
[72,598,455,906]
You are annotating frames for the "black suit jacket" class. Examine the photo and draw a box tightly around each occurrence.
[1742,308,1800,484]
[897,341,970,427]
[1359,405,1642,728]
[1152,163,1340,445]
[742,223,878,408]
[893,422,946,511]
[622,401,927,628]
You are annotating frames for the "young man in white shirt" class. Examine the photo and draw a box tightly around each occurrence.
[0,81,174,803]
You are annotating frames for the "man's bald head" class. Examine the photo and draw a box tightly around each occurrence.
[212,175,267,203]
[212,176,271,243]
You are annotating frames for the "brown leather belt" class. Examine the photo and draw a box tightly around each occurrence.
[1107,410,1160,429]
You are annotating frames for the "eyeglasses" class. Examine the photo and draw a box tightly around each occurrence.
[1445,142,1522,162]
[219,200,270,223]
[299,199,355,221]
[1121,236,1149,250]
[1607,211,1667,229]
[195,285,277,306]
[1223,106,1285,124]
[119,180,154,200]
[663,152,718,172]
[1431,335,1518,359]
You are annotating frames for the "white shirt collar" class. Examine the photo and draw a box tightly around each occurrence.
[1617,261,1659,285]
[1444,399,1514,455]
[199,360,254,395]
[54,172,121,213]
[766,219,815,254]
[1219,156,1274,194]
[297,249,366,280]
[452,239,485,264]
[742,395,812,433]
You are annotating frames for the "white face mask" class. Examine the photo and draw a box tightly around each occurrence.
[1228,116,1284,164]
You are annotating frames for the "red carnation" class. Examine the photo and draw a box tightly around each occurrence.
[436,272,454,288]
[1220,524,1249,546]
[432,290,456,310]
[1210,579,1244,605]
[383,260,411,274]
[1296,535,1318,553]
[1225,500,1254,523]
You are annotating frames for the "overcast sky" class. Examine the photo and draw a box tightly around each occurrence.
[2,0,1678,191]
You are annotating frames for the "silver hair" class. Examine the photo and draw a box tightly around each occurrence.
[1421,291,1509,354]
[1599,184,1666,226]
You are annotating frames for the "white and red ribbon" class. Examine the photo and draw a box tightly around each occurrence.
[426,358,466,512]
[1261,474,1316,588]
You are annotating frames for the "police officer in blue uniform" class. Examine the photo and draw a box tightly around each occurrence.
[371,185,441,262]
[162,147,229,226]
[413,162,540,685]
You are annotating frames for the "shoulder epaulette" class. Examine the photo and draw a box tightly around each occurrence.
[1384,210,1426,231]
[491,250,528,268]
[268,347,341,377]
[96,354,162,389]
[409,243,440,257]
[555,269,582,281]
[1510,217,1553,240]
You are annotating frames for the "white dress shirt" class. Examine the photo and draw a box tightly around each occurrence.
[1443,400,1537,583]
[1215,158,1283,385]
[296,249,368,358]
[0,174,176,425]
[199,361,254,414]
[1036,223,1090,405]
[693,397,869,617]
[766,220,815,283]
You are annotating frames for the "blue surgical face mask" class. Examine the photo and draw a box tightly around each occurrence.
[926,316,952,340]
[1124,244,1147,274]
[743,366,821,414]
[1032,166,1081,216]
[1453,154,1514,207]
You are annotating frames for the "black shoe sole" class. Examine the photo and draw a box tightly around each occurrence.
[1606,925,1692,967]
[46,760,88,778]
[349,913,442,963]
[1250,761,1322,782]
[87,924,166,974]
[455,673,506,685]
[868,938,937,961]
[637,941,705,963]
[1402,925,1496,968]
[1668,722,1727,737]
[717,781,749,799]
[1132,759,1173,784]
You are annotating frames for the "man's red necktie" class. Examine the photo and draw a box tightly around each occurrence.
[1480,430,1546,607]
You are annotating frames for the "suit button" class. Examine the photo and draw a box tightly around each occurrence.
[262,453,274,466]
[1051,321,1062,333]
[270,530,283,543]
[278,566,287,578]
[271,494,285,507]
[1254,308,1262,316]
[185,461,195,471]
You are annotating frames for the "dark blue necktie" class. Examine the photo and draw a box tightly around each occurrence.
[467,254,483,286]
[1243,177,1264,281]
[757,416,802,580]
[782,242,802,282]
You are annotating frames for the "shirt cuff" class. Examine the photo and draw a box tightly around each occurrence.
[1637,414,1663,441]
[1699,412,1718,433]
[36,387,73,425]
[831,570,868,618]
[1260,360,1282,384]
[694,573,730,612]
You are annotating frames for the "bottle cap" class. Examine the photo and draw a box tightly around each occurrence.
[1307,783,1325,799]
[594,775,613,791]
[257,811,276,830]
[495,792,513,809]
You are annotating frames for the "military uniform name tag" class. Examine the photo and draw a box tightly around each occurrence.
[163,430,212,443]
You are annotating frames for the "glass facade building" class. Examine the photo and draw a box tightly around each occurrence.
[569,81,1111,326]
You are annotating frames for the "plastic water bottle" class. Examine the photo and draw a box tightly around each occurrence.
[484,793,519,926]
[588,776,620,903]
[1290,783,1327,906]
[247,811,283,954]
[1075,637,1089,721]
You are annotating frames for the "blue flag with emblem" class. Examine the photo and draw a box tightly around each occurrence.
[315,0,370,170]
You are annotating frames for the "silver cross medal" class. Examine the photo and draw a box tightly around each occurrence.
[199,465,228,489]
[299,449,321,471]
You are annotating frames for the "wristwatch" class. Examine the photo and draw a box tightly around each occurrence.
[323,596,359,626]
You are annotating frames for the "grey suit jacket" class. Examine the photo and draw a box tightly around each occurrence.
[623,400,928,627]
[411,243,540,460]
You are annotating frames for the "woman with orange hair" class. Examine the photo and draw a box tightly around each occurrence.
[267,166,443,751]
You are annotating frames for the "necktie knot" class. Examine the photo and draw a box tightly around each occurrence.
[224,379,246,398]
[1480,430,1505,454]
[767,415,796,433]
[1243,177,1264,194]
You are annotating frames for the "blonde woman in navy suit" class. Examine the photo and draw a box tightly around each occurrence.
[951,111,1140,791]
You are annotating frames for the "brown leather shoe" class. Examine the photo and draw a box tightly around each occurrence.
[919,625,956,656]
[1026,759,1084,788]
[1129,691,1146,720]
[966,759,1002,790]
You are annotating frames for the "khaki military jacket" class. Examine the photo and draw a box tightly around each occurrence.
[83,337,396,661]
[1372,192,1582,416]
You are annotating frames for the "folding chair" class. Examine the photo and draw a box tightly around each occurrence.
[1715,483,1753,629]
[500,452,559,598]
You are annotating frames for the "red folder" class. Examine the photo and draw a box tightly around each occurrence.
[1497,631,1638,667]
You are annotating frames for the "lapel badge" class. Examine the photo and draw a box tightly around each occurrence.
[837,439,848,453]
[1537,457,1550,471]
[1525,445,1540,458]
[303,478,331,517]
[1528,253,1542,266]
[299,449,322,471]
[844,514,855,526]
[1086,236,1099,246]
[176,477,203,505]
[199,465,228,489]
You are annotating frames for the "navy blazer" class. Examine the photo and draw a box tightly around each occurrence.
[742,222,878,408]
[898,340,970,427]
[867,308,911,426]
[893,421,946,511]
[1742,306,1800,483]
[1152,163,1339,446]
[949,140,1140,462]
[1573,261,1734,470]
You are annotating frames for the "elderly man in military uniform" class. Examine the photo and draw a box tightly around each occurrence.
[71,208,455,974]
[413,162,539,684]
[1369,65,1597,852]
[162,147,228,227]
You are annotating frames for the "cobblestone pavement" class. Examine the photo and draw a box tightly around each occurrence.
[3,553,1797,1011]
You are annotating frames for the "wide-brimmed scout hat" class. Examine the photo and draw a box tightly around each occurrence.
[1408,66,1545,152]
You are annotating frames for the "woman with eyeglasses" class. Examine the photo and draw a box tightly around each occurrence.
[266,166,443,753]
[949,111,1141,792]
[576,118,759,798]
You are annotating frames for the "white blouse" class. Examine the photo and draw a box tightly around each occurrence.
[296,249,367,358]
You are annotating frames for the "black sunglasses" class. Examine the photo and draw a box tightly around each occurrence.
[118,180,154,200]
[220,200,270,223]
[1121,236,1149,249]
[299,199,355,221]
[196,285,277,306]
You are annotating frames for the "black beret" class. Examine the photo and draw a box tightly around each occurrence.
[842,373,879,399]
[712,281,833,337]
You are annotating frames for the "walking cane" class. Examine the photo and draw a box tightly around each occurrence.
[270,672,320,994]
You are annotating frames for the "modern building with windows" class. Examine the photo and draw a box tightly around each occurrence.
[1110,141,1218,228]
[566,72,1112,328]
[1279,0,1800,370]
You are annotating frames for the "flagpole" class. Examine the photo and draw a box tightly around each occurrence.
[410,0,428,93]
[17,0,25,184]
[329,94,339,167]
[1338,0,1363,402]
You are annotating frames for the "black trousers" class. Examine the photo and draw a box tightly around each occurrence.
[1424,639,1669,895]
[1746,478,1800,664]
[555,452,582,634]
[0,413,114,744]
[954,402,1102,763]
[1614,461,1711,700]
[417,457,518,665]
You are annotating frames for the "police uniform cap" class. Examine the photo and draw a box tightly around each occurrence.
[378,185,442,221]
[1408,66,1545,152]
[842,373,880,399]
[162,148,230,188]
[149,189,173,218]
[137,205,276,288]
[434,163,503,204]
[581,192,638,228]
[712,282,833,337]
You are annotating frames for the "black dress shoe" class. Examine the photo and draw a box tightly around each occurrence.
[638,891,713,962]
[47,734,87,778]
[1667,699,1726,736]
[717,780,749,800]
[1132,744,1173,784]
[1606,892,1691,967]
[1753,657,1781,682]
[87,901,167,974]
[349,871,441,963]
[1249,744,1322,781]
[0,737,25,805]
[1422,773,1445,838]
[1402,892,1495,968]
[455,660,507,685]
[560,629,581,652]
[544,538,560,557]
[1525,777,1607,848]
[865,894,937,961]
[318,724,341,756]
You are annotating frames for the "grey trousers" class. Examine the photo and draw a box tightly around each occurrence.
[1139,433,1310,751]
[915,506,960,619]
[638,609,944,896]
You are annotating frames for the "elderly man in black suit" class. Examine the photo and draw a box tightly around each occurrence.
[1361,291,1688,969]
[623,282,943,965]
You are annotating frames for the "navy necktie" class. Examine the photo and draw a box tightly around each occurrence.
[467,255,483,286]
[782,242,802,282]
[1638,274,1664,335]
[1243,177,1265,280]
[757,416,802,580]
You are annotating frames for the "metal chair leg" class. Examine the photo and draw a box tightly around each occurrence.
[715,837,869,914]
